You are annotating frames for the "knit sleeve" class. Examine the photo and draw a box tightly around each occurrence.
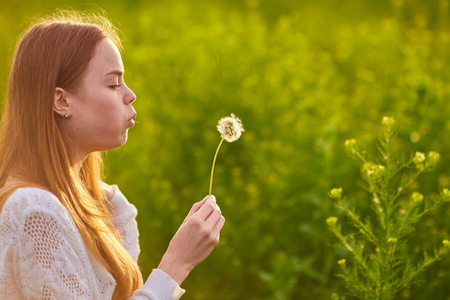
[13,196,97,299]
[130,269,185,300]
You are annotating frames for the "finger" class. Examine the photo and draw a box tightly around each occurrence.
[195,195,217,220]
[183,195,211,224]
[189,195,210,215]
[205,205,222,227]
[197,195,211,210]
[211,215,225,237]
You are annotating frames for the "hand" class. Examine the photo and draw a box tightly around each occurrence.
[158,195,225,285]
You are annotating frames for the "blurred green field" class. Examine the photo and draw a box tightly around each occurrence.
[2,0,450,299]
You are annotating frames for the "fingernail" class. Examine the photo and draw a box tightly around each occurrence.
[216,204,221,212]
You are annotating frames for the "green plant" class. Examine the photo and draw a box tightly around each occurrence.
[327,117,450,300]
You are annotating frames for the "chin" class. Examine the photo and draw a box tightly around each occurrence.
[96,136,129,152]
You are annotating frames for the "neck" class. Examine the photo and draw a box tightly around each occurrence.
[73,159,85,177]
[73,148,91,177]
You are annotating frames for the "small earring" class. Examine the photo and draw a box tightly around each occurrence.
[63,113,70,118]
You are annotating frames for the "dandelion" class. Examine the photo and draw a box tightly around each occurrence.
[338,259,346,266]
[443,240,450,248]
[217,113,244,143]
[209,114,245,196]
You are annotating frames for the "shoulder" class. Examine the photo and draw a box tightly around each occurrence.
[1,187,72,227]
[99,181,130,209]
[5,187,62,209]
[99,181,115,201]
[100,183,137,218]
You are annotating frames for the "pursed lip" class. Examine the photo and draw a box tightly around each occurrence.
[127,113,137,128]
[129,113,137,121]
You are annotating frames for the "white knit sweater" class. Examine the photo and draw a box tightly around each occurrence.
[0,186,185,299]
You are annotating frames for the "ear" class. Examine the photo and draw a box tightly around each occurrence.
[53,87,71,117]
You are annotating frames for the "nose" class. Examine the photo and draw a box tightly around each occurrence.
[124,83,136,105]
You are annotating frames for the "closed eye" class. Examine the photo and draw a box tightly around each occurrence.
[109,84,121,89]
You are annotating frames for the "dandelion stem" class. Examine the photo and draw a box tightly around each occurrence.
[209,138,224,196]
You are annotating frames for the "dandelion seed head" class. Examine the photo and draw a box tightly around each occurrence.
[217,113,245,143]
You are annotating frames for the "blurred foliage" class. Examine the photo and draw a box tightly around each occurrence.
[328,118,450,299]
[2,0,450,299]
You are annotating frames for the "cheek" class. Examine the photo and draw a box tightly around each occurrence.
[83,91,116,115]
[76,87,124,123]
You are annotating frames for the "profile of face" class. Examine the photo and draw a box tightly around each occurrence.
[54,39,136,160]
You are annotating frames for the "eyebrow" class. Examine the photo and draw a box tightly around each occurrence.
[105,70,124,77]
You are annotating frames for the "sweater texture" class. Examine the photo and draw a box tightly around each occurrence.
[0,186,185,299]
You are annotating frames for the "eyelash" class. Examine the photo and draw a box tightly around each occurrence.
[109,84,121,89]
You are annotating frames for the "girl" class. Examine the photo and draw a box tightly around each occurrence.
[0,11,225,300]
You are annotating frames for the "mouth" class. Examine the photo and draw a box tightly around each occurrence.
[127,113,137,128]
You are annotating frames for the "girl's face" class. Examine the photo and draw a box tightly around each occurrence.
[62,39,136,160]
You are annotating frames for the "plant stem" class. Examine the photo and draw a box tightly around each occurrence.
[209,138,224,196]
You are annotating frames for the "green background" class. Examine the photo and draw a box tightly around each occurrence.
[2,0,450,299]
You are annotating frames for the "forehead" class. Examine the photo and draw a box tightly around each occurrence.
[85,39,123,75]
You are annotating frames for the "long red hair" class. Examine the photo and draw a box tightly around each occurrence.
[0,10,142,299]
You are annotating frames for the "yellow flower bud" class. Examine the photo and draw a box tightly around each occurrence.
[326,216,338,227]
[329,187,343,199]
[362,162,386,181]
[388,237,398,244]
[413,152,425,166]
[331,293,339,300]
[442,188,450,202]
[411,192,424,205]
[427,151,440,167]
[382,116,395,128]
[344,139,358,155]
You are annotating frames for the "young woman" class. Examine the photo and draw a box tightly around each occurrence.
[0,11,225,299]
